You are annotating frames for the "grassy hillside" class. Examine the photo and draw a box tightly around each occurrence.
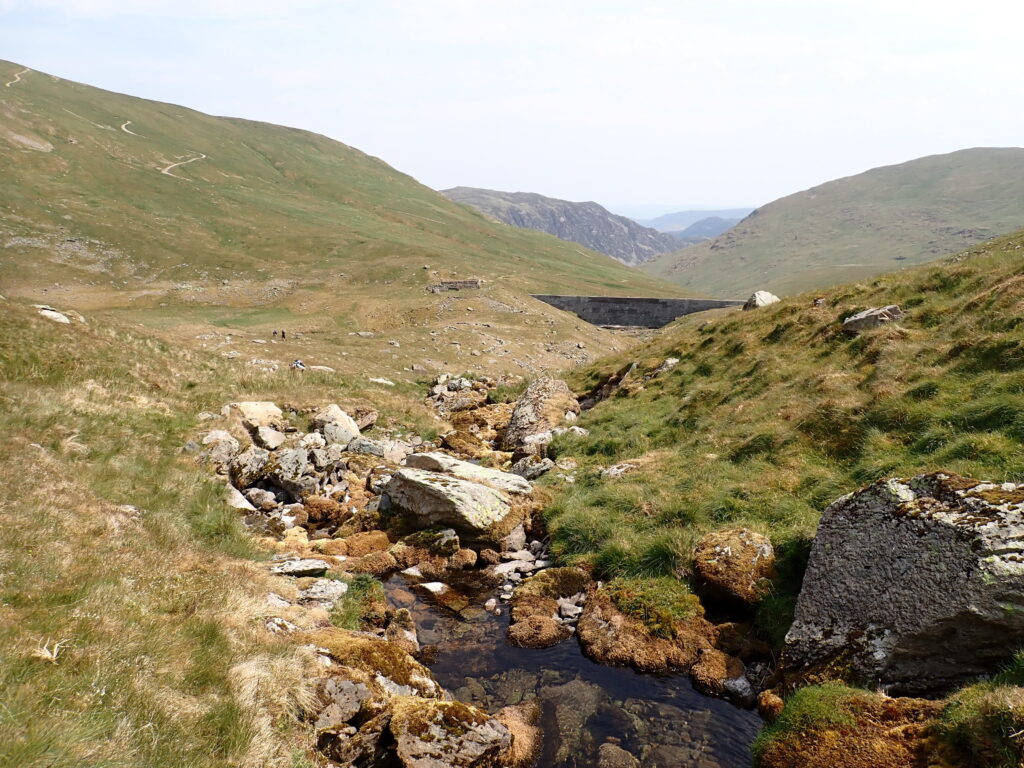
[645,148,1024,298]
[545,230,1024,644]
[0,298,448,767]
[0,60,682,378]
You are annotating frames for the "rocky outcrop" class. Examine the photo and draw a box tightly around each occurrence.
[842,304,905,334]
[783,473,1024,694]
[442,186,679,266]
[693,527,775,606]
[385,468,512,534]
[405,452,532,494]
[311,404,361,446]
[389,696,511,768]
[222,401,282,427]
[743,290,780,310]
[502,377,579,454]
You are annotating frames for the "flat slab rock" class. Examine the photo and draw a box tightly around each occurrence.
[784,473,1024,695]
[385,468,512,534]
[405,452,532,494]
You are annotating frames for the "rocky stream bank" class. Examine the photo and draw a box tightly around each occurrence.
[194,363,1024,767]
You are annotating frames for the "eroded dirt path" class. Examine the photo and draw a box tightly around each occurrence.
[160,152,207,178]
[120,120,142,136]
[4,67,29,88]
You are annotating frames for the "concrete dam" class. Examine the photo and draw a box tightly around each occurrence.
[530,294,744,328]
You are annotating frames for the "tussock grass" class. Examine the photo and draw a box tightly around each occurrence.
[0,301,435,767]
[547,232,1024,648]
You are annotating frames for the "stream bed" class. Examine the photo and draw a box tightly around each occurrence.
[384,574,762,767]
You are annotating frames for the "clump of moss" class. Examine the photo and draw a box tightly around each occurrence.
[754,683,871,759]
[605,577,702,639]
[932,652,1024,768]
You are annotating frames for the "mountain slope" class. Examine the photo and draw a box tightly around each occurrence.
[0,60,684,377]
[644,148,1024,298]
[638,208,754,232]
[666,215,743,244]
[442,186,679,266]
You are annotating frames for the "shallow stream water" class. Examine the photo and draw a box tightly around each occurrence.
[384,574,761,767]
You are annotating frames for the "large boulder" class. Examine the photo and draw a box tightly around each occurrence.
[385,468,512,534]
[312,404,361,446]
[268,446,317,500]
[841,304,905,334]
[222,401,282,427]
[502,377,580,453]
[783,473,1024,695]
[389,696,511,768]
[405,452,532,494]
[743,290,780,310]
[693,527,775,606]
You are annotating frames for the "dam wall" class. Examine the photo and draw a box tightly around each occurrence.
[530,294,743,328]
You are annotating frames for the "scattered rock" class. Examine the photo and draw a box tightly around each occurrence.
[510,455,554,480]
[842,304,905,334]
[254,425,287,450]
[784,473,1024,695]
[689,648,754,705]
[225,484,255,511]
[600,462,638,478]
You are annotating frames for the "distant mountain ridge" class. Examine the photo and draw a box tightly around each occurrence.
[666,216,744,244]
[644,148,1024,298]
[637,208,755,232]
[442,187,679,266]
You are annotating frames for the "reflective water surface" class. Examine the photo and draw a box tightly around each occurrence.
[385,574,761,767]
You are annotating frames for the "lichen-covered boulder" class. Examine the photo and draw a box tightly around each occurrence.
[384,468,512,534]
[784,473,1024,695]
[312,404,361,446]
[502,377,580,453]
[841,304,905,334]
[229,444,269,487]
[693,526,775,606]
[405,452,532,494]
[389,696,511,768]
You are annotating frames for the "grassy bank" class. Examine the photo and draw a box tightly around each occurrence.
[543,230,1024,645]
[0,300,433,768]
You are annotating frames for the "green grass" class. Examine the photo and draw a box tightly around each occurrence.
[330,574,386,632]
[645,147,1024,298]
[605,577,703,639]
[545,231,1024,647]
[0,58,684,384]
[0,301,436,767]
[752,683,871,760]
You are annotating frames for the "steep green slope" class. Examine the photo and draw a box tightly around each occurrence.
[645,148,1024,298]
[547,231,1024,644]
[0,60,682,376]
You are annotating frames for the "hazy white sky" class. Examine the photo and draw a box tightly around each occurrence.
[2,1,1023,212]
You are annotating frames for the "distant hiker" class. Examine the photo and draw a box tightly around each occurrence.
[281,330,286,340]
[291,359,306,371]
[272,330,278,337]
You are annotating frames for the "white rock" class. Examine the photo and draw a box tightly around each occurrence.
[842,305,905,334]
[405,452,532,495]
[385,468,512,534]
[743,290,781,310]
[271,558,329,577]
[255,425,287,450]
[223,401,282,427]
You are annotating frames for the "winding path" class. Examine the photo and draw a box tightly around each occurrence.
[160,152,207,178]
[4,67,29,88]
[120,120,142,136]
